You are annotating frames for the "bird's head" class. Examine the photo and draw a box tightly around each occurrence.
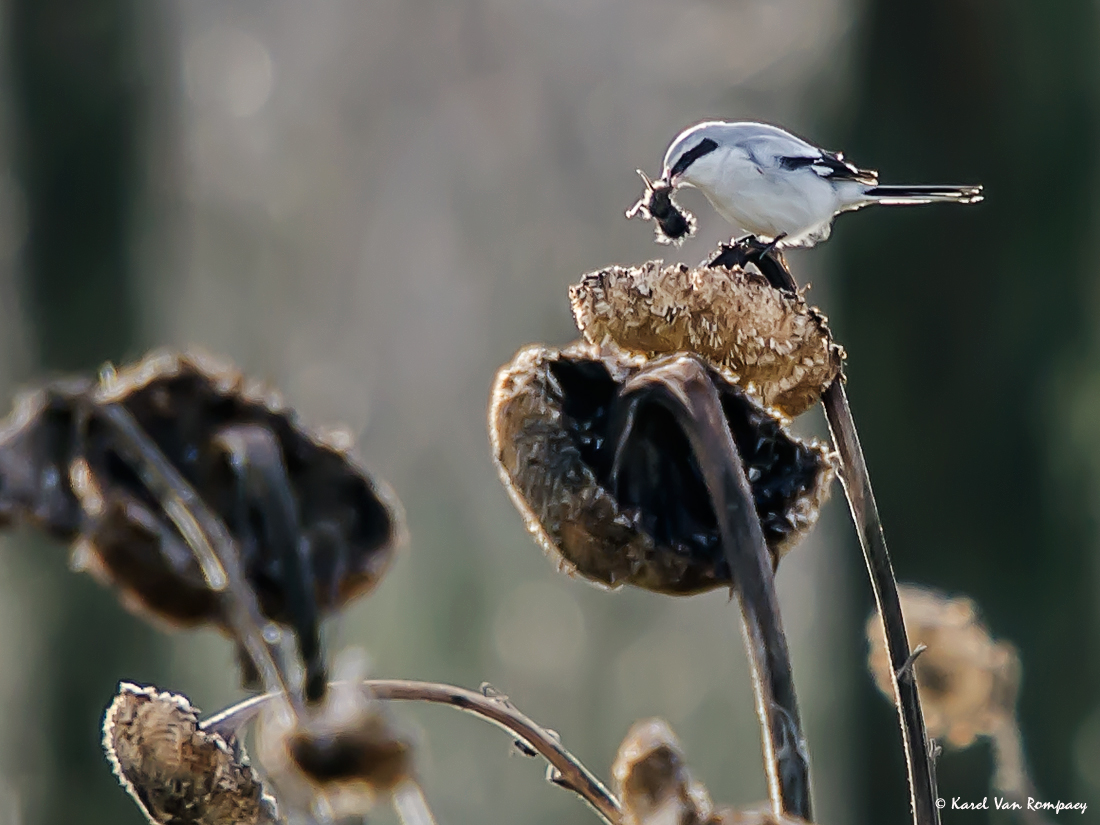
[660,121,729,191]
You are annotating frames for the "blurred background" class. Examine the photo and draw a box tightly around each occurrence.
[0,1,1097,824]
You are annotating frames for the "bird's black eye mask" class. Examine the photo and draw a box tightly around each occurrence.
[668,138,718,180]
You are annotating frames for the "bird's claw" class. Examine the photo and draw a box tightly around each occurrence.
[707,235,795,292]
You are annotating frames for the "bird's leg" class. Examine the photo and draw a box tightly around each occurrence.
[706,234,757,269]
[707,235,795,293]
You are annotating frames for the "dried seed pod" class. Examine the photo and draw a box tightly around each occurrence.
[613,719,811,825]
[570,262,844,417]
[103,682,278,825]
[490,343,834,594]
[626,171,697,246]
[257,656,413,819]
[0,349,403,631]
[867,585,1021,748]
[613,718,714,825]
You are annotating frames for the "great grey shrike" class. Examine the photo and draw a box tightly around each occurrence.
[628,120,982,248]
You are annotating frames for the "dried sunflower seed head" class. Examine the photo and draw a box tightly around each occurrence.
[867,585,1021,748]
[102,682,278,825]
[0,349,404,631]
[570,262,844,417]
[490,343,835,594]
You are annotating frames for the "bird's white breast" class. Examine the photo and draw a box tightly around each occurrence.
[687,146,847,241]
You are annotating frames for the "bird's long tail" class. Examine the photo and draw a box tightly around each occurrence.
[865,184,983,205]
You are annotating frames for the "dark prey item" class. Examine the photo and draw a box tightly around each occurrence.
[626,170,697,245]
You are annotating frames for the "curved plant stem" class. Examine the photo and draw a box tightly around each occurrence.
[201,679,623,825]
[610,356,812,820]
[758,247,940,825]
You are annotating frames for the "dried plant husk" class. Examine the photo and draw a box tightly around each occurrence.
[490,343,835,594]
[613,718,811,825]
[256,671,413,819]
[613,718,714,825]
[103,682,277,825]
[0,349,403,629]
[570,262,844,417]
[0,380,90,538]
[867,585,1021,748]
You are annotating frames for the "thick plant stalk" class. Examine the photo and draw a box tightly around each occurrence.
[96,403,304,715]
[611,356,811,820]
[761,249,940,825]
[202,679,624,825]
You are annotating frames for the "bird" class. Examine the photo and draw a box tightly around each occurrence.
[628,120,982,249]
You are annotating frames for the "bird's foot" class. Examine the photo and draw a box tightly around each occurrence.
[707,235,796,292]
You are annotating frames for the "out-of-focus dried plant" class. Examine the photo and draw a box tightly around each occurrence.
[255,651,414,822]
[613,717,714,825]
[867,585,1050,821]
[102,682,278,825]
[490,342,834,595]
[867,585,1020,749]
[570,262,843,417]
[613,718,811,825]
[0,349,404,699]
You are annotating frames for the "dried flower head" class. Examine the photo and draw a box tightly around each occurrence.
[867,585,1021,748]
[490,343,834,594]
[0,349,403,631]
[613,719,811,825]
[626,171,697,246]
[570,263,844,417]
[613,718,714,825]
[102,682,277,825]
[257,654,413,819]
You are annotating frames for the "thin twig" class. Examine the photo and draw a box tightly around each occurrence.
[822,380,939,825]
[94,402,305,716]
[201,679,623,825]
[757,249,940,825]
[612,356,812,820]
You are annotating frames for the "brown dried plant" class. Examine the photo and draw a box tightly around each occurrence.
[867,585,1048,822]
[0,349,404,702]
[0,227,1029,825]
[490,342,835,594]
[612,717,810,825]
[570,262,843,417]
[103,683,278,825]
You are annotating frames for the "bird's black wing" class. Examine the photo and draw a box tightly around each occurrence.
[778,150,878,185]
